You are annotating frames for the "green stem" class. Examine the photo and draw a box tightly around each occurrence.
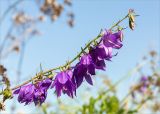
[110,14,129,30]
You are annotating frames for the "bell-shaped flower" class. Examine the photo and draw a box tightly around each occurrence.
[73,54,96,88]
[89,44,112,70]
[13,78,52,105]
[13,84,35,105]
[102,30,123,49]
[33,78,52,105]
[51,70,76,98]
[33,87,47,105]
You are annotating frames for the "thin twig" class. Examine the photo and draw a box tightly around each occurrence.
[0,0,23,24]
[0,24,14,62]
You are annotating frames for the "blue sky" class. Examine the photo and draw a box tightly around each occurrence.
[0,0,160,113]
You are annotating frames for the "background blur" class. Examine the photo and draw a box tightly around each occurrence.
[0,0,160,113]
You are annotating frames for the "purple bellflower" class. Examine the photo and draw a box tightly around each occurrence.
[102,30,123,49]
[89,44,113,70]
[73,54,96,88]
[51,70,76,98]
[13,78,52,105]
[13,84,35,105]
[33,78,52,105]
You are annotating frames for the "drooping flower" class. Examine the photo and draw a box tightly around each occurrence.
[13,84,35,105]
[102,30,123,49]
[89,44,113,70]
[51,70,76,98]
[13,78,52,105]
[73,54,96,88]
[33,78,52,105]
[33,88,47,105]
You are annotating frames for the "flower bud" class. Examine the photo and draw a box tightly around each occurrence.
[129,19,135,30]
[3,88,12,102]
[128,9,136,30]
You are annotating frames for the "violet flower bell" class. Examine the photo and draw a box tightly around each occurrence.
[13,84,35,105]
[13,78,52,105]
[33,78,52,105]
[102,30,123,49]
[33,88,47,105]
[89,44,113,70]
[51,70,76,98]
[73,54,96,88]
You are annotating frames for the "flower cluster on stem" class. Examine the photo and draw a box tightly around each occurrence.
[13,29,124,105]
[11,10,137,106]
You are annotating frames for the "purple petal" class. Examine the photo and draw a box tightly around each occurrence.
[13,88,20,94]
[57,72,69,84]
[76,75,84,88]
[84,75,93,85]
[55,82,63,97]
[88,64,95,75]
[95,60,106,70]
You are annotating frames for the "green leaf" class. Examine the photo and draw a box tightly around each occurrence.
[106,96,119,113]
[88,97,95,114]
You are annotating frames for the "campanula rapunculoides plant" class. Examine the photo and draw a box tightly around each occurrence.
[0,9,138,106]
[13,29,125,105]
